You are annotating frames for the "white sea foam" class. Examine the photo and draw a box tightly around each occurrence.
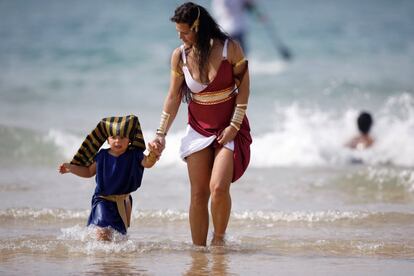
[0,208,89,220]
[37,93,414,168]
[250,93,414,167]
[45,129,84,159]
[3,208,414,226]
[156,93,414,168]
[249,57,288,75]
[233,210,369,223]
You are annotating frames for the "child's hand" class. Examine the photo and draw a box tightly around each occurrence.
[152,135,166,153]
[58,163,71,174]
[142,142,161,168]
[148,142,161,159]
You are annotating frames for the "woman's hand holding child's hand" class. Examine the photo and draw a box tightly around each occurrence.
[148,142,162,160]
[148,142,163,160]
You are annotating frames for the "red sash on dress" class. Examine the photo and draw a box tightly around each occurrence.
[187,60,252,182]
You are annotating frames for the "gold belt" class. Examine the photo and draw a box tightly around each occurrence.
[191,86,235,105]
[99,194,131,230]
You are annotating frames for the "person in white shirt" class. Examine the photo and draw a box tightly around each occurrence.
[212,0,256,53]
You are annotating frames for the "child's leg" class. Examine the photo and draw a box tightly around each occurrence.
[125,196,132,227]
[96,227,112,241]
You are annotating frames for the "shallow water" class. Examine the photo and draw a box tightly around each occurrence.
[2,166,414,275]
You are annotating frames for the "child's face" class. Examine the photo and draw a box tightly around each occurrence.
[107,136,130,155]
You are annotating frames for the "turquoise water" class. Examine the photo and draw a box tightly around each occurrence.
[1,0,413,166]
[1,0,414,275]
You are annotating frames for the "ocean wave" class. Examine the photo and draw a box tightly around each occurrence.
[2,234,414,258]
[1,92,413,169]
[43,93,414,168]
[340,167,414,196]
[0,125,63,165]
[0,208,89,221]
[250,93,414,167]
[232,210,414,226]
[240,237,414,258]
[0,208,188,223]
[2,208,414,226]
[249,57,288,75]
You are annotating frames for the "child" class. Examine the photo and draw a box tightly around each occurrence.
[59,115,159,241]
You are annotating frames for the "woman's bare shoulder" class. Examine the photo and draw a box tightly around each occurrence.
[171,46,183,66]
[227,39,245,63]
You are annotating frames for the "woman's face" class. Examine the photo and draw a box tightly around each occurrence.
[175,23,196,47]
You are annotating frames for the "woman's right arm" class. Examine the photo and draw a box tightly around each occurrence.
[153,48,185,150]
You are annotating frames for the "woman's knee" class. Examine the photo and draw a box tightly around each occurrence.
[210,183,230,201]
[191,189,210,206]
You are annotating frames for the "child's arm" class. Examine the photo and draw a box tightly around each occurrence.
[59,162,96,178]
[141,142,161,168]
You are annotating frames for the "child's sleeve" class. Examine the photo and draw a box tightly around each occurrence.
[134,149,145,169]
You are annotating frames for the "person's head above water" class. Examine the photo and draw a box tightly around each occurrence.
[357,111,373,135]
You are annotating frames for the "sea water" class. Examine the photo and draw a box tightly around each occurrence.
[1,0,414,275]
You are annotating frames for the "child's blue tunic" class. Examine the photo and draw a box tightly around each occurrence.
[87,148,144,234]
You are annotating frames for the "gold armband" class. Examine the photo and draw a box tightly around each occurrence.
[156,111,170,136]
[233,58,247,68]
[171,69,183,77]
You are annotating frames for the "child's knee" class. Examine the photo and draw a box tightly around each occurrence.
[96,227,112,241]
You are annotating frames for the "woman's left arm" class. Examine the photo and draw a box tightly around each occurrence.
[217,40,250,145]
[230,40,250,106]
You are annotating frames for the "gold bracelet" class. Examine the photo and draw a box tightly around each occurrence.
[230,122,240,131]
[147,151,157,165]
[157,111,170,136]
[156,129,167,136]
[231,106,246,125]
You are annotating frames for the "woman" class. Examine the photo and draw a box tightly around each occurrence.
[153,2,252,246]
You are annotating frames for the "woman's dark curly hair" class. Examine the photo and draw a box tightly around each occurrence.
[171,2,229,101]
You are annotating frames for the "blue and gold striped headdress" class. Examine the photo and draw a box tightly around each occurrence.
[70,115,145,166]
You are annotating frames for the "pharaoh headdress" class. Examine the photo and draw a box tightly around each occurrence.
[70,115,146,166]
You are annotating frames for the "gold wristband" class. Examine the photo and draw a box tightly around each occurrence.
[157,111,170,136]
[156,129,167,136]
[147,151,157,165]
[231,106,246,125]
[230,122,240,131]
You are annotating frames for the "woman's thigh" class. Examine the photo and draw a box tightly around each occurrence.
[186,147,215,192]
[210,147,234,191]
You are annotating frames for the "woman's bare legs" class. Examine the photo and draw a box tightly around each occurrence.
[186,147,214,246]
[210,147,233,246]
